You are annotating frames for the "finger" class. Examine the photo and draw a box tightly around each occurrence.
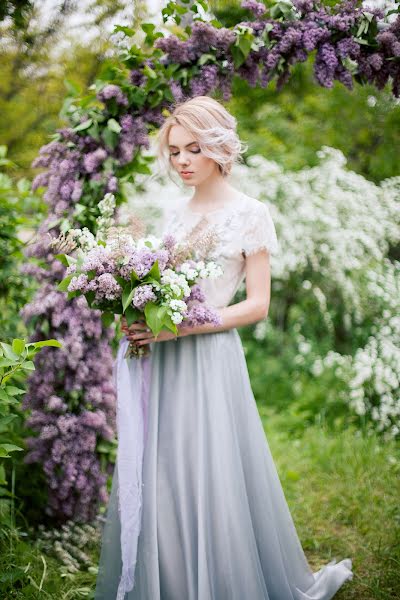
[128,324,151,333]
[128,331,153,341]
[136,337,154,345]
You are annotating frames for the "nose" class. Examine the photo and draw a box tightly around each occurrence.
[177,151,190,165]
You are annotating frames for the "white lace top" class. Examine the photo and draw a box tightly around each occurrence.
[162,192,279,310]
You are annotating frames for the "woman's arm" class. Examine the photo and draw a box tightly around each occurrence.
[179,249,271,337]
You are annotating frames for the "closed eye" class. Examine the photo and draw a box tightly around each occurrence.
[170,149,201,156]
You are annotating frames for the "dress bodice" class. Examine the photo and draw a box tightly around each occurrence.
[162,192,279,309]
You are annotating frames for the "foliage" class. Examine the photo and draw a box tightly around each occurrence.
[231,59,400,183]
[0,0,32,28]
[232,147,400,438]
[261,410,400,600]
[21,0,400,523]
[0,146,44,340]
[0,0,135,176]
[0,337,62,526]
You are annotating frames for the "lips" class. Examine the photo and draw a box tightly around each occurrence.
[181,171,193,174]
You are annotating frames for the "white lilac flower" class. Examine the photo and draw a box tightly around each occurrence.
[171,312,184,324]
[202,261,223,279]
[161,269,191,298]
[179,262,198,280]
[68,227,97,251]
[168,299,188,313]
[98,193,116,218]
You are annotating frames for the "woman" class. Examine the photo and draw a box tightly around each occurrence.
[94,96,353,599]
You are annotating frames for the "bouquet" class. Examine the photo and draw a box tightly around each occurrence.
[51,194,223,358]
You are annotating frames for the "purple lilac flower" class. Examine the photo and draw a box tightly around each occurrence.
[68,274,89,293]
[190,64,220,95]
[241,0,267,18]
[185,283,206,303]
[21,277,116,521]
[105,175,118,193]
[83,147,108,174]
[153,248,169,271]
[117,114,150,165]
[130,248,157,278]
[97,84,129,106]
[93,273,122,301]
[71,179,83,201]
[132,284,157,310]
[183,303,222,328]
[162,233,177,251]
[130,69,147,87]
[81,246,115,275]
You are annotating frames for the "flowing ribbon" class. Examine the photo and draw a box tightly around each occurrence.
[113,337,151,600]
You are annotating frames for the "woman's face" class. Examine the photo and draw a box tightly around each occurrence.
[168,124,220,186]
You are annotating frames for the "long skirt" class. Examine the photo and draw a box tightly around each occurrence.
[94,328,353,599]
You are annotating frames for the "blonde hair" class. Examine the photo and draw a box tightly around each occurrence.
[155,96,248,180]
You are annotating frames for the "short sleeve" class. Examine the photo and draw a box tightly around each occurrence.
[241,201,279,257]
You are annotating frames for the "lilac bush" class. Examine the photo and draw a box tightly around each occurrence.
[24,0,400,522]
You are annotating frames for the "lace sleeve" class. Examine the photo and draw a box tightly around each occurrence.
[242,201,279,257]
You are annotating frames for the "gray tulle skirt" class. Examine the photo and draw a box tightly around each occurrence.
[94,328,353,600]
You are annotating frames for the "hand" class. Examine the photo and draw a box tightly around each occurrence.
[133,328,180,346]
[121,315,149,341]
[120,315,181,346]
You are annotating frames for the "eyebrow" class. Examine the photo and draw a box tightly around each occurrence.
[168,141,199,149]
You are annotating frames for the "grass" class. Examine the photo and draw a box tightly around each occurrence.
[260,406,400,600]
[1,410,399,598]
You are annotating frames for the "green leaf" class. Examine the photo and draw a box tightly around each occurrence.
[5,386,25,396]
[57,274,74,292]
[101,312,115,327]
[122,286,136,312]
[85,291,95,306]
[124,305,142,327]
[162,313,178,335]
[130,270,139,283]
[0,343,19,361]
[0,464,6,485]
[1,443,23,453]
[198,53,216,66]
[114,25,136,37]
[73,118,93,132]
[141,23,156,34]
[32,339,62,349]
[107,118,122,133]
[115,275,127,287]
[21,361,35,371]
[102,127,119,150]
[87,269,96,281]
[12,339,25,355]
[145,259,160,282]
[144,302,166,337]
[54,253,70,266]
[0,359,16,368]
[0,389,11,402]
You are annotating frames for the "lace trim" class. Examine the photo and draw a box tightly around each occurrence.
[163,197,279,258]
[241,201,279,257]
[242,243,275,257]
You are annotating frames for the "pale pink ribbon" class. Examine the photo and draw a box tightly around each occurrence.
[113,337,151,600]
